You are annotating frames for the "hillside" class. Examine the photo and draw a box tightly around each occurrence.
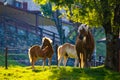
[0,65,120,80]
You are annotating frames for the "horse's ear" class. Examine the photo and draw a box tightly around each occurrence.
[87,25,89,30]
[48,38,52,43]
[77,24,83,33]
[42,37,45,43]
[43,37,52,43]
[84,24,89,31]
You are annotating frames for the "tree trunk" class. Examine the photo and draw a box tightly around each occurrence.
[103,17,119,71]
[53,10,65,44]
[105,31,119,71]
[119,39,120,72]
[100,0,120,72]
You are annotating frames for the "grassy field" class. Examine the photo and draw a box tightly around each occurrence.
[0,65,120,80]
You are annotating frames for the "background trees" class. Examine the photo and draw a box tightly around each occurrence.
[33,0,120,72]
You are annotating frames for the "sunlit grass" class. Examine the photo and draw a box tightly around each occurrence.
[0,65,120,80]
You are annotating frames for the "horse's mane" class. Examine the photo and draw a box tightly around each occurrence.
[87,31,94,44]
[78,24,89,33]
[42,37,52,44]
[29,45,41,51]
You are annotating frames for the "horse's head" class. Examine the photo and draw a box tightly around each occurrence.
[41,37,52,49]
[78,24,89,40]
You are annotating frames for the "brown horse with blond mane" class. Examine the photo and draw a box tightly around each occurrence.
[28,37,54,70]
[75,24,95,68]
[57,43,78,68]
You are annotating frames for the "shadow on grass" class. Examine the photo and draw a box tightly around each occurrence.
[48,66,120,80]
[32,69,43,72]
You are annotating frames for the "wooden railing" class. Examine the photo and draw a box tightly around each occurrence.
[0,16,60,45]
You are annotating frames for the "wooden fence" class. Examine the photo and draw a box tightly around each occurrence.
[0,44,58,69]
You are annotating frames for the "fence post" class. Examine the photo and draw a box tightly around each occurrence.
[52,33,55,45]
[55,44,58,66]
[40,28,43,42]
[5,47,8,69]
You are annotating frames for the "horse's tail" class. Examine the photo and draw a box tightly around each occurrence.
[57,46,62,61]
[28,48,32,63]
[57,45,64,67]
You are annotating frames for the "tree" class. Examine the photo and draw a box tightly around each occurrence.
[40,2,53,18]
[33,1,65,44]
[99,0,120,72]
[33,0,120,72]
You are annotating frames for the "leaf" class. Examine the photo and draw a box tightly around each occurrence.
[33,0,47,5]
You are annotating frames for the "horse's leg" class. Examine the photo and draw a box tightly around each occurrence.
[86,54,90,68]
[43,58,46,69]
[31,58,35,70]
[77,52,81,68]
[57,50,63,68]
[63,56,68,67]
[31,60,34,70]
[88,53,92,68]
[85,53,88,68]
[58,58,62,68]
[74,58,78,67]
[58,55,62,68]
[81,53,85,68]
[81,49,88,68]
[31,57,37,70]
[86,50,92,68]
[48,58,52,68]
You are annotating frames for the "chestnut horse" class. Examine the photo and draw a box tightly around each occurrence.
[28,37,54,70]
[75,24,95,68]
[57,43,78,68]
[28,45,48,70]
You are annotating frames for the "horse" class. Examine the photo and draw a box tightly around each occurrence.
[28,45,48,70]
[57,43,78,68]
[28,37,54,70]
[75,24,95,68]
[41,37,54,67]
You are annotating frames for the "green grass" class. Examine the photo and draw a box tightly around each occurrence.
[0,65,120,80]
[0,54,25,67]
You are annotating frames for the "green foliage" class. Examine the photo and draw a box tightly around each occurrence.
[40,3,53,18]
[33,0,102,27]
[33,0,48,5]
[0,65,120,80]
[33,0,120,29]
